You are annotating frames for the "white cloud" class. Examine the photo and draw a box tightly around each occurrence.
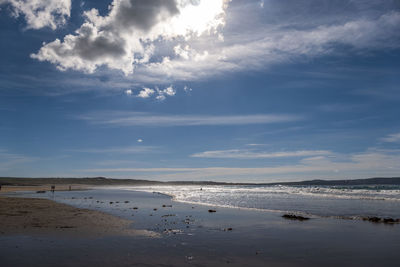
[137,138,143,143]
[155,95,166,101]
[77,111,303,127]
[31,0,229,75]
[191,149,332,159]
[125,89,132,95]
[0,0,71,30]
[137,87,155,98]
[155,85,176,101]
[78,150,400,182]
[161,86,176,96]
[67,145,155,154]
[135,85,176,100]
[183,85,192,92]
[0,149,36,170]
[381,132,400,143]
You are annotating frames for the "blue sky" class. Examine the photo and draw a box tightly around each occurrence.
[0,0,399,182]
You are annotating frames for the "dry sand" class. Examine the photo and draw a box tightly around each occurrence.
[0,188,158,238]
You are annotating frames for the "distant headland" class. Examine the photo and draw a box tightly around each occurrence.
[1,176,400,186]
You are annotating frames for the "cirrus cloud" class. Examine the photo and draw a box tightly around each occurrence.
[381,132,400,143]
[77,111,303,127]
[191,149,332,159]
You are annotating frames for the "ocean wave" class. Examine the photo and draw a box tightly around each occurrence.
[120,185,400,202]
[116,184,400,219]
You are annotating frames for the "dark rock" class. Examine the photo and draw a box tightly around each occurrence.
[364,216,381,223]
[162,204,172,208]
[124,201,129,203]
[36,191,46,193]
[383,218,400,224]
[208,209,217,213]
[363,216,400,224]
[282,214,310,221]
[133,207,138,209]
[109,202,114,204]
[153,208,158,211]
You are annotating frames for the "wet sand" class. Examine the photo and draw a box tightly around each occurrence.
[0,195,155,238]
[1,188,400,266]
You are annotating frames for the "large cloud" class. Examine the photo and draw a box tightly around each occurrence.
[31,0,229,75]
[0,0,71,30]
[30,0,400,83]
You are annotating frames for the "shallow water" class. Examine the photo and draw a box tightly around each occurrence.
[117,184,400,218]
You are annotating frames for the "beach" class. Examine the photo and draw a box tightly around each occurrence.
[1,186,400,266]
[0,195,155,238]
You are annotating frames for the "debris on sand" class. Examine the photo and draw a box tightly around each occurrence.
[161,214,176,217]
[163,229,183,235]
[282,214,310,221]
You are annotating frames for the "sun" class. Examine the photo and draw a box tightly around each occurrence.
[170,0,228,37]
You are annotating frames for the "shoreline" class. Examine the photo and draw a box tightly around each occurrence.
[116,186,400,225]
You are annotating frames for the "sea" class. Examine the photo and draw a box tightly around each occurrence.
[118,184,400,219]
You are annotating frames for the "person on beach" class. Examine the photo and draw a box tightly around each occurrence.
[51,185,55,192]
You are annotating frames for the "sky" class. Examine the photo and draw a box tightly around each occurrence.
[0,0,399,182]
